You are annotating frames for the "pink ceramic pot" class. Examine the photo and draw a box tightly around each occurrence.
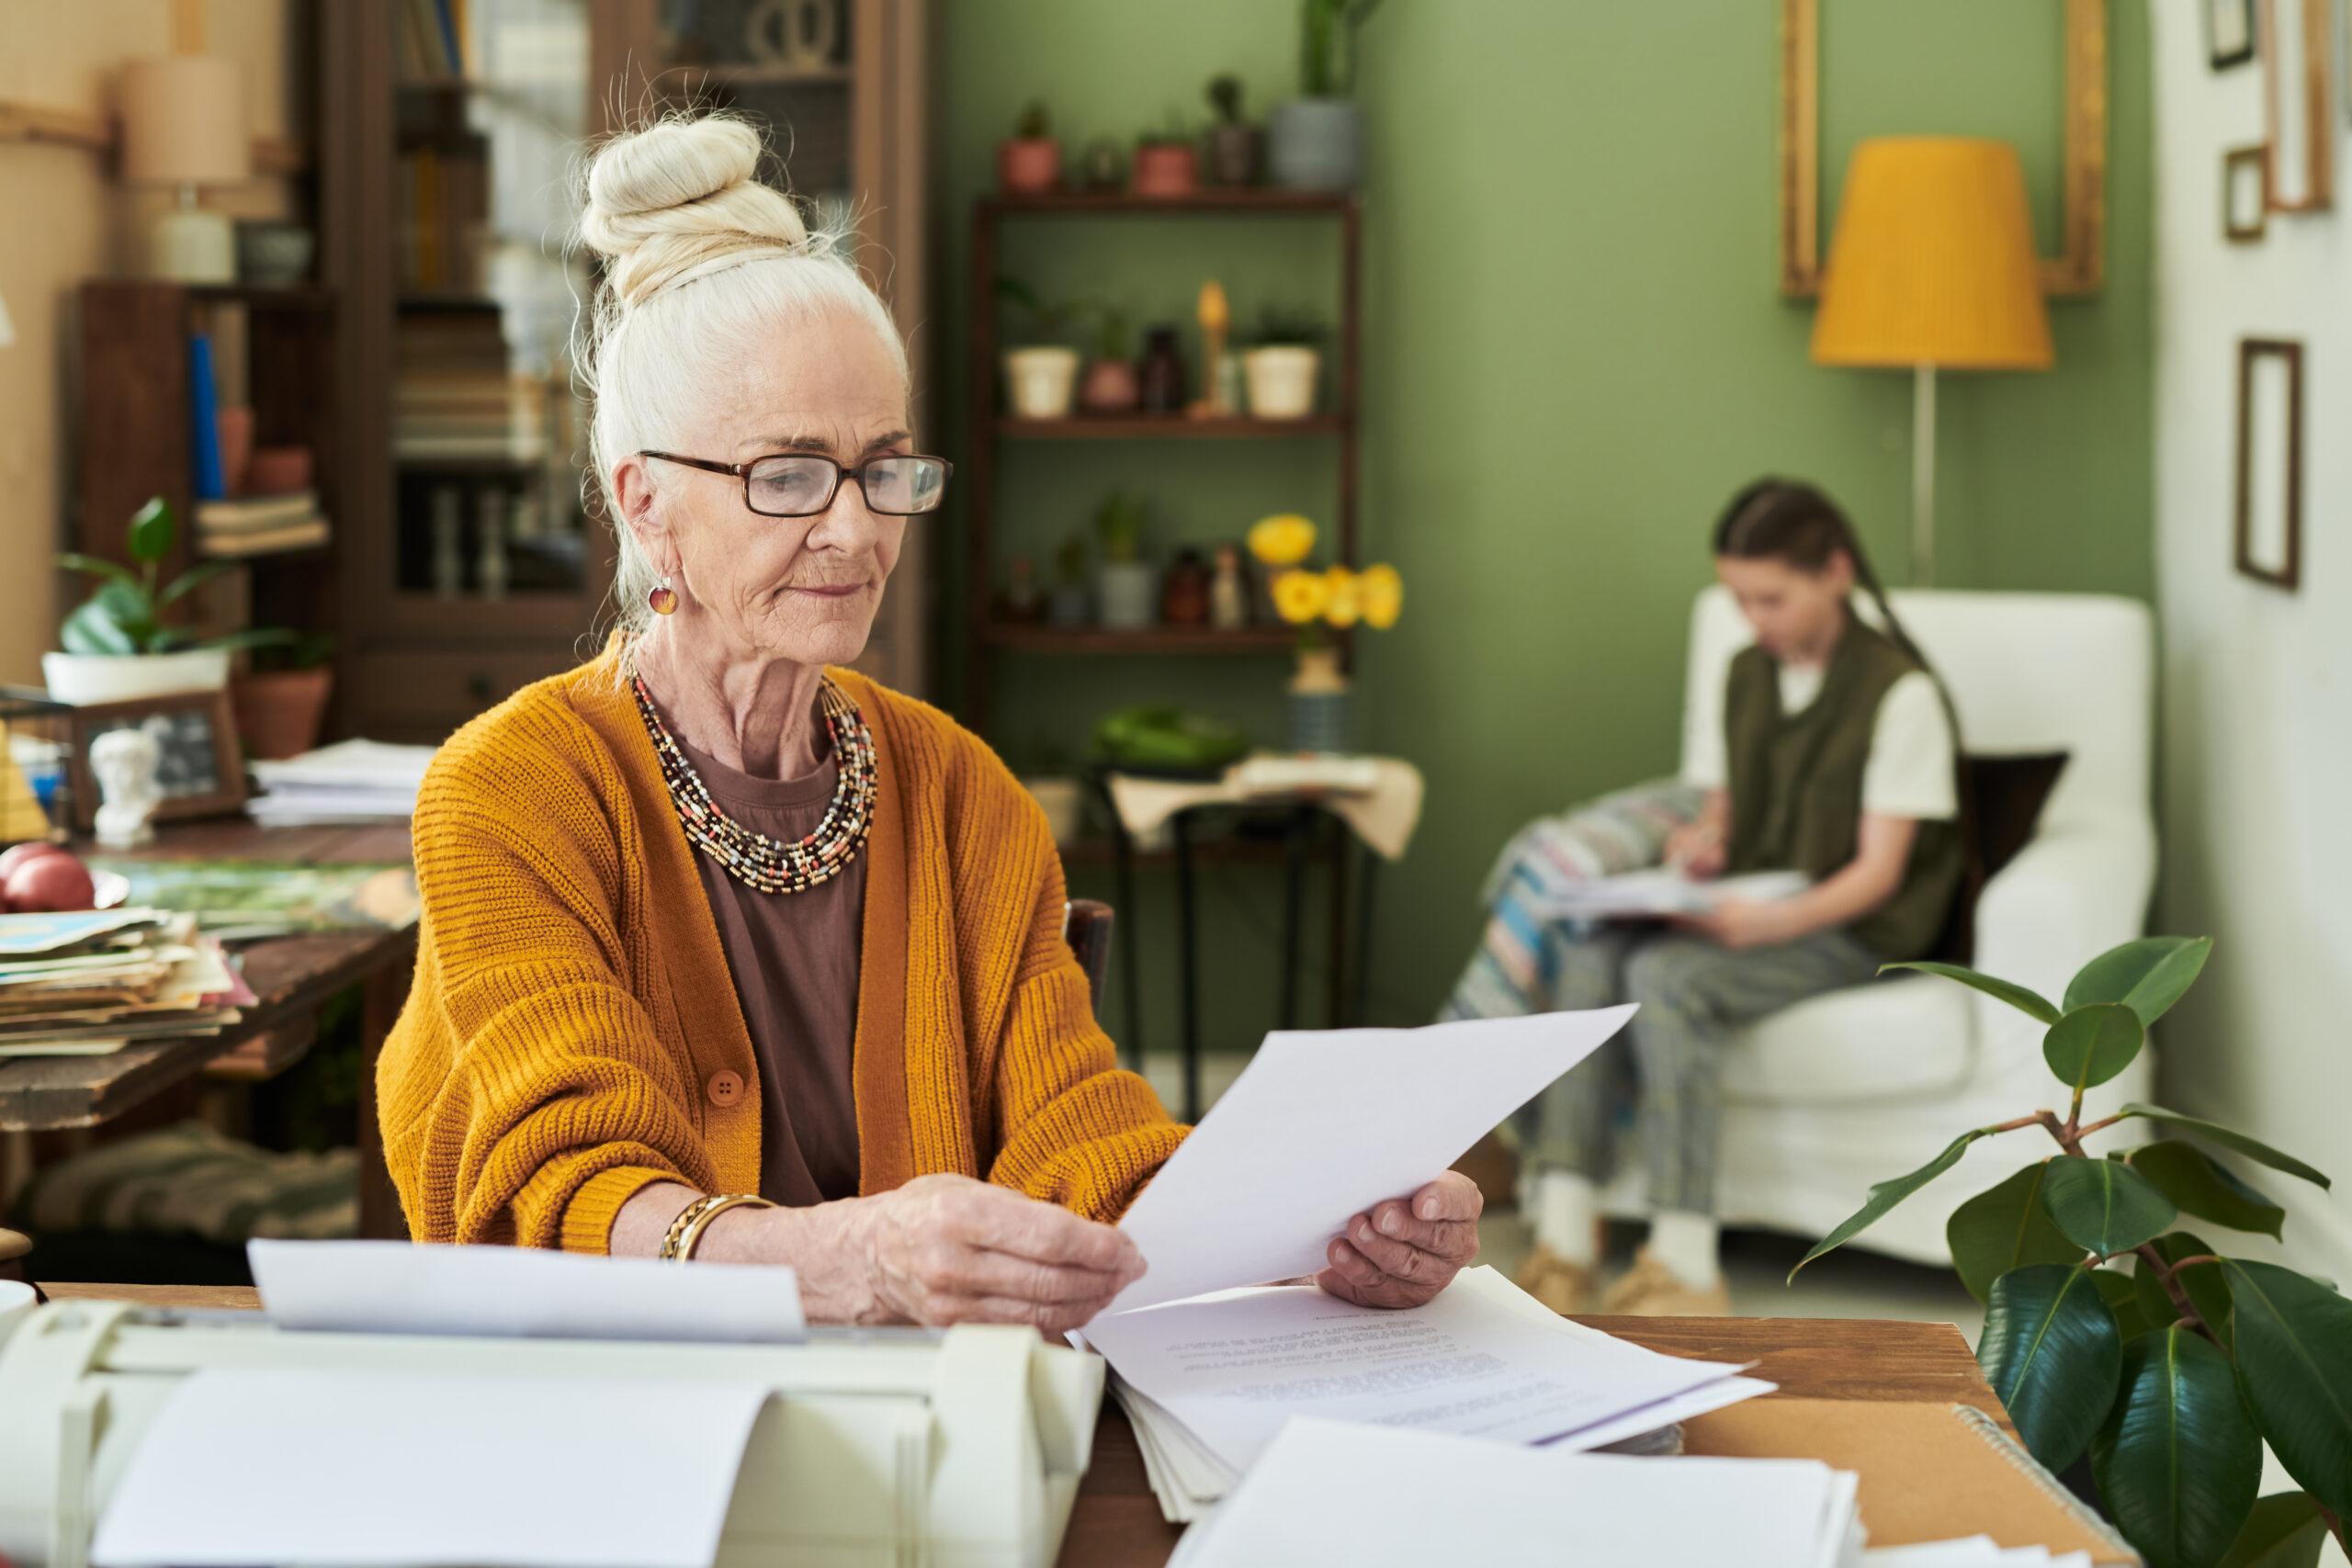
[1131,143,1200,198]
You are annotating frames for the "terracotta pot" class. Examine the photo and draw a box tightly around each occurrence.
[1131,142,1200,198]
[997,138,1061,195]
[232,666,334,761]
[1080,358,1141,412]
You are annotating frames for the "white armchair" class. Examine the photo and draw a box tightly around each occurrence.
[1600,588,2158,1265]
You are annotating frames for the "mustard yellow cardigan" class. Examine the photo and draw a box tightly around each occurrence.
[377,637,1186,1251]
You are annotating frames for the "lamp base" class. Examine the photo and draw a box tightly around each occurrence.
[146,207,236,283]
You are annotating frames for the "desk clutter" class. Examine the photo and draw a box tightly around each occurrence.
[0,908,250,1058]
[244,738,435,826]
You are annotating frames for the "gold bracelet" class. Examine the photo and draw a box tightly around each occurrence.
[659,1192,775,1261]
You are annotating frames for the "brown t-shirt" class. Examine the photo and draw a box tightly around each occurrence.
[669,728,865,1208]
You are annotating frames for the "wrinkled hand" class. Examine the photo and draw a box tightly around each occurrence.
[1317,1171,1483,1309]
[846,1174,1145,1331]
[1675,896,1788,951]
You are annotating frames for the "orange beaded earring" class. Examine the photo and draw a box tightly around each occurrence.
[648,574,677,615]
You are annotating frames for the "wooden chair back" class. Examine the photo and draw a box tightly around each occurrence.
[1063,899,1114,1021]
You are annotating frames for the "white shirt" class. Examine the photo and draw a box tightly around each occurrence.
[1683,666,1957,821]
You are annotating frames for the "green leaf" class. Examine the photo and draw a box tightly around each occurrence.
[55,551,139,588]
[2043,1156,2179,1257]
[2220,1494,2331,1568]
[2130,1143,2285,1239]
[2119,1106,2332,1191]
[2043,1003,2146,1093]
[159,558,238,606]
[2222,1260,2352,1518]
[127,494,175,565]
[1881,961,2061,1024]
[1790,1129,1988,1280]
[2132,1232,2234,1351]
[58,598,137,656]
[1948,1162,2085,1303]
[2093,1266,2159,1341]
[2065,936,2216,1027]
[1980,1263,2123,1471]
[2091,1326,2264,1568]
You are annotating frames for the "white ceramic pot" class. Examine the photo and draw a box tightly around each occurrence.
[1243,346,1321,420]
[1022,775,1087,848]
[41,649,231,705]
[1003,346,1080,420]
[1097,562,1159,631]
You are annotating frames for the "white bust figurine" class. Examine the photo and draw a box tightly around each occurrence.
[90,727,163,850]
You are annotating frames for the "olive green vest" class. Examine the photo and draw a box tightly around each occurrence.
[1723,620,1963,961]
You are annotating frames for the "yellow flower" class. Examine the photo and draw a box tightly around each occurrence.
[1248,513,1317,569]
[1358,563,1403,628]
[1323,566,1362,627]
[1270,569,1330,625]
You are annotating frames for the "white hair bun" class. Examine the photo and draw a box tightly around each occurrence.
[578,113,820,307]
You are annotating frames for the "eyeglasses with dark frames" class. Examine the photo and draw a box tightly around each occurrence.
[639,450,955,518]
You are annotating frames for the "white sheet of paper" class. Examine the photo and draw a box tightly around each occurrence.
[1081,1270,1742,1472]
[91,1366,767,1568]
[1175,1416,1858,1568]
[249,1238,807,1343]
[1530,868,1810,919]
[1107,1007,1635,1313]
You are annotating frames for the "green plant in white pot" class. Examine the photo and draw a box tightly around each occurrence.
[998,277,1081,421]
[1796,937,2350,1568]
[1094,490,1157,632]
[48,496,296,705]
[1242,306,1327,420]
[1270,0,1384,191]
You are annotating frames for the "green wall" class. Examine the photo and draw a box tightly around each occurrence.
[928,0,2153,1052]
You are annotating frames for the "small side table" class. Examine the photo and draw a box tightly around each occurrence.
[1097,757,1425,1120]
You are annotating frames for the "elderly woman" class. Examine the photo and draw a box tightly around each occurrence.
[378,113,1480,1330]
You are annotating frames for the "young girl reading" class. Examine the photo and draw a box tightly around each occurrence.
[1446,479,1964,1315]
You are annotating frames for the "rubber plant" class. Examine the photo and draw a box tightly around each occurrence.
[59,496,295,657]
[1794,937,2348,1568]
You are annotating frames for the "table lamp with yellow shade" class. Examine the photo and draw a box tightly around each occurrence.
[1811,137,2052,585]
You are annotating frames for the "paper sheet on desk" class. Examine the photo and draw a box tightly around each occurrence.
[92,1366,767,1568]
[250,1238,807,1343]
[1106,1006,1636,1314]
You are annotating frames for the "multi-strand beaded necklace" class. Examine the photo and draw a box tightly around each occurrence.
[628,662,877,896]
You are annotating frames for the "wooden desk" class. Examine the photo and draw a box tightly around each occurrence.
[38,1284,2009,1568]
[1,820,416,1237]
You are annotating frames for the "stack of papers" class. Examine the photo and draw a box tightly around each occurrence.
[1169,1418,2098,1567]
[246,739,436,826]
[1530,868,1809,920]
[0,909,251,1057]
[1086,1267,1772,1520]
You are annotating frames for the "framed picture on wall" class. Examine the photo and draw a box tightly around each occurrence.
[2265,0,2335,209]
[2210,0,2256,67]
[2233,338,2305,592]
[62,689,248,831]
[2224,144,2271,239]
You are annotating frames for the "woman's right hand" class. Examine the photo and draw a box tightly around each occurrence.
[831,1174,1146,1330]
[1663,821,1725,880]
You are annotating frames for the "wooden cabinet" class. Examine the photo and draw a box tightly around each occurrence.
[319,0,930,743]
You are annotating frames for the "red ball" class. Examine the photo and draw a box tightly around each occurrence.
[4,852,95,913]
[0,841,69,886]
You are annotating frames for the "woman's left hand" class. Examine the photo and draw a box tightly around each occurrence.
[1317,1171,1483,1309]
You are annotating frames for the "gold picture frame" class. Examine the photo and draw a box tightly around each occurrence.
[1778,0,2109,299]
[2261,0,2334,212]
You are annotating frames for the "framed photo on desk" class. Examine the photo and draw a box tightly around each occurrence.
[62,688,247,830]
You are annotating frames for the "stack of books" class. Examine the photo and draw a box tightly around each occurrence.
[0,909,254,1059]
[394,316,545,460]
[197,491,330,558]
[247,739,436,827]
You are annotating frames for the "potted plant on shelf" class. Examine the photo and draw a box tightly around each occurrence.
[1132,108,1201,198]
[1204,74,1263,186]
[230,630,335,761]
[1272,0,1385,191]
[1795,938,2352,1568]
[998,99,1061,195]
[1250,513,1402,753]
[47,496,296,705]
[1242,307,1327,420]
[1047,535,1092,628]
[1095,490,1158,631]
[997,277,1081,422]
[1080,304,1141,414]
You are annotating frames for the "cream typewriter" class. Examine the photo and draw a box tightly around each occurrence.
[0,1291,1102,1568]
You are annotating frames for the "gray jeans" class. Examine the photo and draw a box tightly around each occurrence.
[1519,924,1882,1213]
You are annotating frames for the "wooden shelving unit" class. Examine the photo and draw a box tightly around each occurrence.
[962,190,1363,734]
